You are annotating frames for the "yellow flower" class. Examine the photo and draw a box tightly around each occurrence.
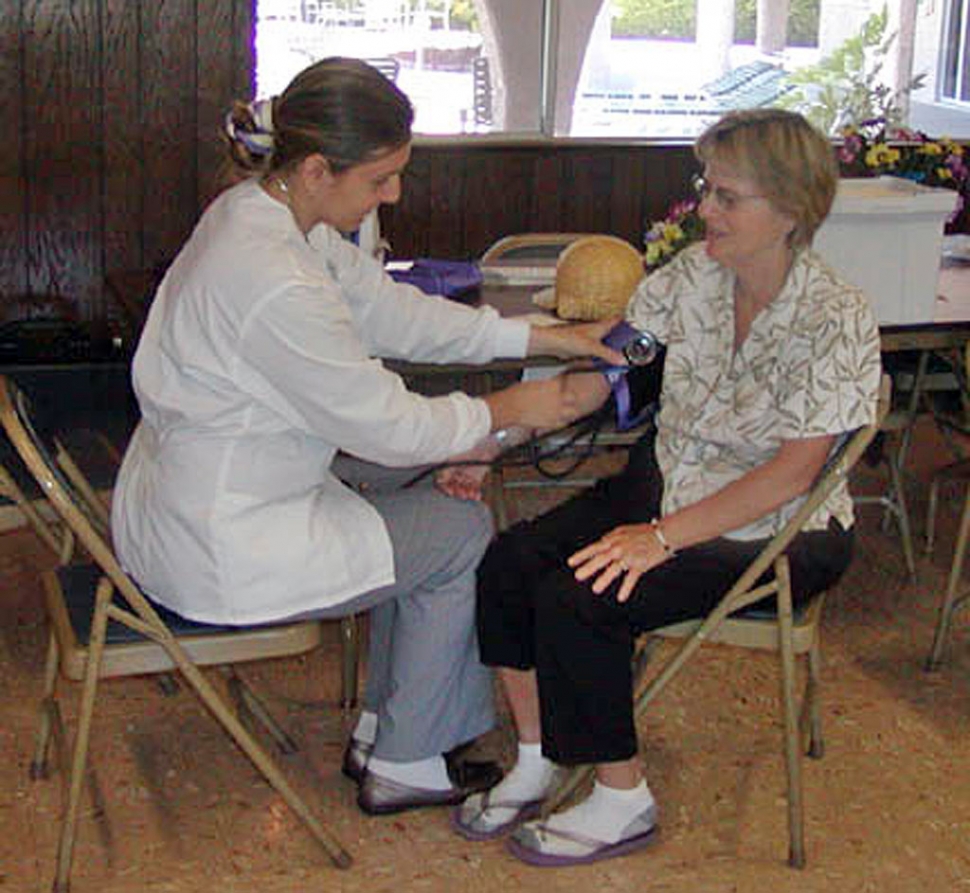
[936,166,953,181]
[865,143,901,167]
[918,142,943,155]
[662,223,684,243]
[645,242,667,267]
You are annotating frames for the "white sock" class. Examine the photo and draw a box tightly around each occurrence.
[352,710,378,746]
[367,754,451,791]
[545,779,655,844]
[467,742,556,828]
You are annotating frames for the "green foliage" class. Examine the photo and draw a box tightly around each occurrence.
[448,0,478,30]
[402,0,477,30]
[612,0,695,40]
[735,0,820,47]
[613,0,819,44]
[779,6,926,134]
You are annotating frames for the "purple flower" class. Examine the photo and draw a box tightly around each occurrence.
[947,155,968,181]
[666,199,697,222]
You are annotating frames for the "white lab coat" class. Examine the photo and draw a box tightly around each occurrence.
[111,179,528,624]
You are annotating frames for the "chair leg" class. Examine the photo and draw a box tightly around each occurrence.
[543,764,593,818]
[340,615,359,714]
[488,463,510,532]
[926,486,970,671]
[54,576,114,893]
[925,477,941,555]
[805,640,824,760]
[156,635,352,868]
[886,452,917,579]
[31,630,61,780]
[224,667,298,755]
[775,559,806,869]
[156,673,180,697]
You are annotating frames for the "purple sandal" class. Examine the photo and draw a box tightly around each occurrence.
[451,789,545,842]
[506,809,659,867]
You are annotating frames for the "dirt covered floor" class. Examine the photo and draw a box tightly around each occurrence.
[1,417,968,892]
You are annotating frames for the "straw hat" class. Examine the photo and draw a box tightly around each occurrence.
[554,235,645,321]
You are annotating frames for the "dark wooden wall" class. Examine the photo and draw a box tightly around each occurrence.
[3,0,254,334]
[383,141,697,262]
[2,0,696,339]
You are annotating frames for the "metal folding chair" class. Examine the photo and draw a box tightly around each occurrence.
[0,375,352,891]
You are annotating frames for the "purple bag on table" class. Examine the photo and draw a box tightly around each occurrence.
[387,259,483,304]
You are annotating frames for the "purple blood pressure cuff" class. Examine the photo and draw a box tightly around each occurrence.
[387,259,483,304]
[595,322,665,430]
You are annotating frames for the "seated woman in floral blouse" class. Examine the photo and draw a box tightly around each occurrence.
[447,108,882,867]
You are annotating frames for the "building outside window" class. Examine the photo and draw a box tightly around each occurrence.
[255,0,970,140]
[940,0,969,103]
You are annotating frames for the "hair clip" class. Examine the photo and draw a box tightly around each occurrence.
[251,98,275,134]
[224,105,275,156]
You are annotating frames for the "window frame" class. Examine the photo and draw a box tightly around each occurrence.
[940,0,970,105]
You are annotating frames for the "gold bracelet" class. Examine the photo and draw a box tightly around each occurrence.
[650,519,677,558]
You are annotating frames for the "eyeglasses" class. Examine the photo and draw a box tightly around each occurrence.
[692,174,767,212]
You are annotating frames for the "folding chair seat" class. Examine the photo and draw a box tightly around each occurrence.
[0,375,352,891]
[545,378,888,869]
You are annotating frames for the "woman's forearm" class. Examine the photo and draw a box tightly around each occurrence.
[658,435,836,552]
[482,369,612,435]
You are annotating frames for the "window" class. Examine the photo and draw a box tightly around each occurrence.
[941,0,969,103]
[255,1,525,134]
[255,1,970,140]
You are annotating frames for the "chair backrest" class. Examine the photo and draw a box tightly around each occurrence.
[480,233,596,265]
[0,376,143,615]
[0,459,75,562]
[0,374,119,563]
[714,375,890,616]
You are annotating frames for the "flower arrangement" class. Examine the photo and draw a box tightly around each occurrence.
[643,198,705,272]
[643,121,970,267]
[837,119,969,229]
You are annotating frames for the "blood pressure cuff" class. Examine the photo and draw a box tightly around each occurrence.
[387,259,483,304]
[599,348,665,431]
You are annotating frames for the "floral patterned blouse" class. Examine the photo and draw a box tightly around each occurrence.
[627,242,882,541]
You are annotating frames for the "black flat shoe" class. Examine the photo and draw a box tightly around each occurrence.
[357,757,503,816]
[342,738,373,784]
[444,755,503,792]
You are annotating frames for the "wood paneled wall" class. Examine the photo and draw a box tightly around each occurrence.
[382,141,697,262]
[2,1,696,334]
[3,1,254,331]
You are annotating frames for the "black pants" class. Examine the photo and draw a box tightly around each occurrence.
[477,433,853,766]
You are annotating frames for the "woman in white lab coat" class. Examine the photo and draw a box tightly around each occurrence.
[111,57,621,816]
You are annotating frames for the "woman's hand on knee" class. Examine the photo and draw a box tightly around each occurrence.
[567,524,667,602]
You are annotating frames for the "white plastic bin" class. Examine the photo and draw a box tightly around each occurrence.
[813,176,958,325]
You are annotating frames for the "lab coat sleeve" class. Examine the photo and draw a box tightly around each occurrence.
[307,225,530,363]
[235,278,493,467]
